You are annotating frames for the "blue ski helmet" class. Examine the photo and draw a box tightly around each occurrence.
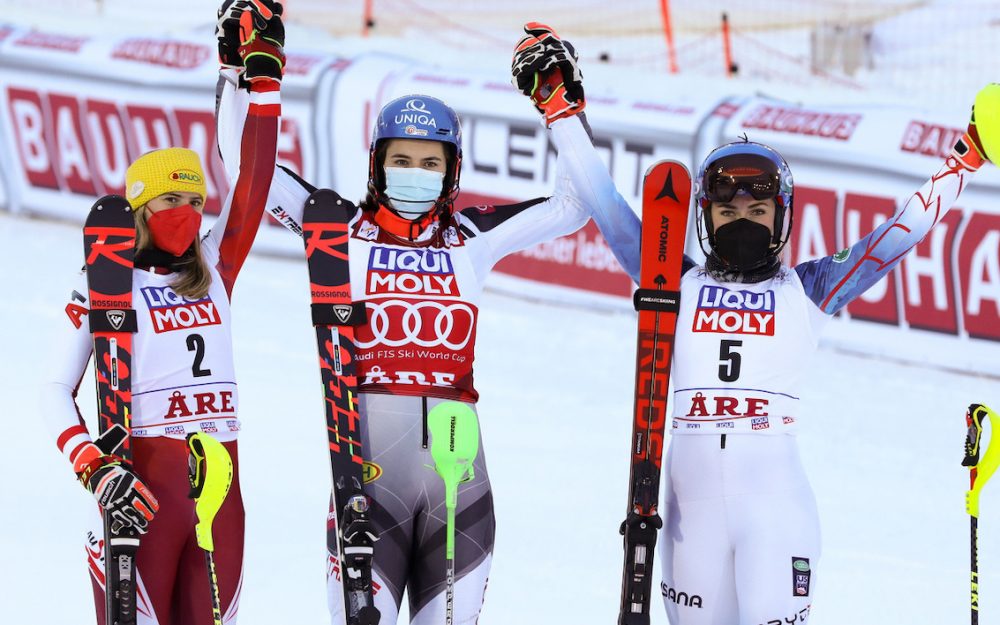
[694,140,794,259]
[368,95,463,209]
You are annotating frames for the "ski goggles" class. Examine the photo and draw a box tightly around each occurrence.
[701,153,782,203]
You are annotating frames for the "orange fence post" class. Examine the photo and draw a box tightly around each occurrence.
[363,0,375,37]
[658,0,679,74]
[721,12,737,77]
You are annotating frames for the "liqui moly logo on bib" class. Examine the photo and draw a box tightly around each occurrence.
[141,286,221,333]
[692,285,775,335]
[368,247,459,297]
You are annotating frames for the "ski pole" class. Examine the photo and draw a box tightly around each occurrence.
[187,433,235,625]
[962,403,1000,625]
[427,401,480,625]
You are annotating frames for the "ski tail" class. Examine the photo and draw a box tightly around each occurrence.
[619,162,691,625]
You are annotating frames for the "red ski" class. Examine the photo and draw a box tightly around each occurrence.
[84,195,140,625]
[619,161,691,625]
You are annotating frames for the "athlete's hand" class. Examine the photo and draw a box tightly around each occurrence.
[78,452,159,534]
[219,0,285,86]
[511,22,585,126]
[216,0,247,71]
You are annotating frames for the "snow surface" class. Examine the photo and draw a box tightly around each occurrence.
[3,211,999,624]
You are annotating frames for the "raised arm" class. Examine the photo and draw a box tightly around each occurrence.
[795,88,996,314]
[215,3,311,245]
[206,0,286,296]
[510,22,642,282]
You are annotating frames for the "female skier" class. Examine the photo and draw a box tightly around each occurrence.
[40,6,283,621]
[512,25,998,625]
[215,13,599,625]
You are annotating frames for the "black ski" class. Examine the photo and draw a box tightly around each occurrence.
[84,195,140,625]
[302,189,380,625]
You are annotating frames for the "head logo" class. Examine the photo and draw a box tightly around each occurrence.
[363,461,383,483]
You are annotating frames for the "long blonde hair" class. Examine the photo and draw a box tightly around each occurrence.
[135,207,212,300]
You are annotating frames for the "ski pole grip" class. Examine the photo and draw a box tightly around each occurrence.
[967,403,1000,517]
[186,433,234,552]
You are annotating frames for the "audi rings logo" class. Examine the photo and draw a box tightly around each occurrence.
[356,299,476,350]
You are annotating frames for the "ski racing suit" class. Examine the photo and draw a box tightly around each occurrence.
[570,126,985,624]
[41,85,279,625]
[217,80,598,623]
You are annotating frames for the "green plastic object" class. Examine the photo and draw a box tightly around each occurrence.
[427,401,480,559]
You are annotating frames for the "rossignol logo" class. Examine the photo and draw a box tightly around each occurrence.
[367,247,459,297]
[170,169,203,184]
[333,305,353,324]
[692,285,775,335]
[106,310,126,330]
[394,99,437,128]
[141,286,220,333]
[312,289,351,298]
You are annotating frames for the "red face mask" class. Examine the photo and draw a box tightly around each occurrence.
[146,204,202,256]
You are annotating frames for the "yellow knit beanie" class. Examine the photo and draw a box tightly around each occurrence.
[124,148,207,210]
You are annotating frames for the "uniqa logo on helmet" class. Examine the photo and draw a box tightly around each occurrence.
[394,99,438,128]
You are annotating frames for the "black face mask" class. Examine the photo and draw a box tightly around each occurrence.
[713,218,773,271]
